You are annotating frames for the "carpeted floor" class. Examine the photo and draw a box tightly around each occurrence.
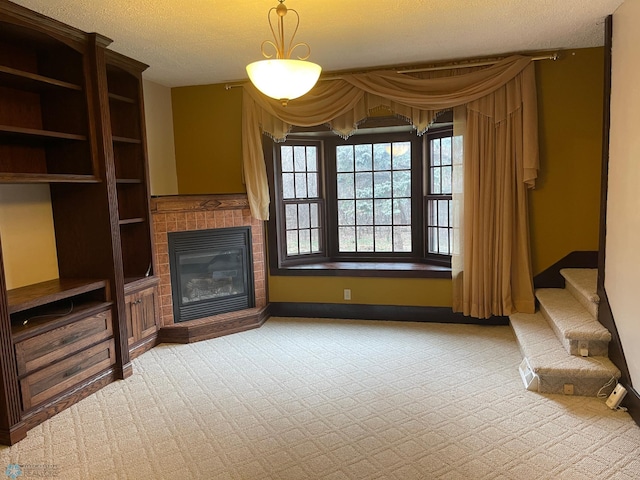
[1,317,639,479]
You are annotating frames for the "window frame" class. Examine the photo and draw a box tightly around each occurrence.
[324,131,424,261]
[269,137,329,267]
[424,126,455,267]
[264,121,453,277]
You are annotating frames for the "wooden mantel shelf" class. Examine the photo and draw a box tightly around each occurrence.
[151,194,250,214]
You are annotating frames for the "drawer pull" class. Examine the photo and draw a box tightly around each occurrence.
[63,365,83,378]
[61,333,83,346]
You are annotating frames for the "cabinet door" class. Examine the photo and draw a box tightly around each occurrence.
[124,294,136,347]
[137,287,158,340]
[125,285,158,348]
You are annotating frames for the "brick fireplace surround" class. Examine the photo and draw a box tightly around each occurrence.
[150,194,269,343]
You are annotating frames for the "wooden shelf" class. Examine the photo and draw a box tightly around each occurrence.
[0,65,83,92]
[123,275,158,293]
[119,217,145,226]
[112,136,141,144]
[11,300,112,343]
[116,178,142,184]
[0,173,99,184]
[7,278,108,315]
[108,92,135,104]
[0,125,87,143]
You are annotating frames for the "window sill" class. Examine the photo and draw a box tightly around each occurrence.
[270,261,451,279]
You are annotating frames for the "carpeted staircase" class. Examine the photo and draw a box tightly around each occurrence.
[510,268,620,396]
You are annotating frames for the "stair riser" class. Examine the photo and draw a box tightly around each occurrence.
[533,375,616,397]
[539,302,610,356]
[567,339,609,357]
[565,281,598,319]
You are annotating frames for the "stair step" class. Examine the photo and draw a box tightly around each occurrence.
[536,288,611,356]
[560,268,599,318]
[510,312,620,396]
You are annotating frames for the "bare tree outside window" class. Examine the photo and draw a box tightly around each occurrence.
[336,142,412,253]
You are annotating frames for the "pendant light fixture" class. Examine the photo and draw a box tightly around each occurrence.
[246,0,322,106]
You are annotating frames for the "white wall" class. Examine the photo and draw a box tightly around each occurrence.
[143,79,179,195]
[606,0,640,388]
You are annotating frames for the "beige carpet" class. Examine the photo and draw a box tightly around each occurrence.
[1,317,639,479]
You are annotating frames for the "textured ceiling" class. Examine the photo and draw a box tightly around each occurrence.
[10,0,624,87]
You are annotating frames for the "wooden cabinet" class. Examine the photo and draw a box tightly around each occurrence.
[0,1,157,444]
[125,279,159,359]
[9,279,115,412]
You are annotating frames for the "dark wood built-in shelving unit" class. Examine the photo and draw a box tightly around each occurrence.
[0,0,159,444]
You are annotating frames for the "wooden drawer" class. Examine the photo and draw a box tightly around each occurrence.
[19,339,116,411]
[15,309,113,377]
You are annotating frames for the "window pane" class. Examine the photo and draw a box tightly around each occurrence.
[282,173,295,199]
[337,173,354,199]
[355,172,373,199]
[393,226,412,252]
[428,199,437,226]
[373,171,391,198]
[438,228,450,255]
[356,199,373,226]
[285,204,298,230]
[286,230,299,255]
[442,166,452,195]
[299,229,311,254]
[307,147,317,171]
[438,199,449,227]
[338,226,356,252]
[281,146,294,171]
[295,173,307,198]
[355,144,372,171]
[428,227,438,254]
[374,199,392,225]
[336,145,354,172]
[431,167,441,194]
[299,204,310,229]
[373,143,391,170]
[431,139,441,166]
[375,226,393,252]
[294,146,306,171]
[393,170,411,197]
[356,226,374,252]
[392,142,411,169]
[441,137,452,166]
[338,200,355,226]
[310,203,319,228]
[308,173,318,197]
[311,229,320,252]
[393,198,411,225]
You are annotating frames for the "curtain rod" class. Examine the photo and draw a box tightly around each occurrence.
[224,53,559,90]
[396,52,559,74]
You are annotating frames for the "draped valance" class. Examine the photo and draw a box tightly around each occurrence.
[242,55,538,221]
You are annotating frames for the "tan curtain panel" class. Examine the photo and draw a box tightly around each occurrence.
[241,54,538,318]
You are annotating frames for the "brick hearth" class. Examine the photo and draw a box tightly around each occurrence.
[150,195,268,343]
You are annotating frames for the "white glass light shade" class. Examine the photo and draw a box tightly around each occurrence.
[246,59,322,104]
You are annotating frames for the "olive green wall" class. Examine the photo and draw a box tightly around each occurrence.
[171,47,604,307]
[530,48,603,274]
[171,84,245,194]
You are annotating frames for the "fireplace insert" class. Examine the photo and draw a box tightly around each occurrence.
[168,227,255,322]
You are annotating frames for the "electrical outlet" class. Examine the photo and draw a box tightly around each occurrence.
[606,383,627,409]
[343,289,351,301]
[563,384,574,395]
[578,340,589,357]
